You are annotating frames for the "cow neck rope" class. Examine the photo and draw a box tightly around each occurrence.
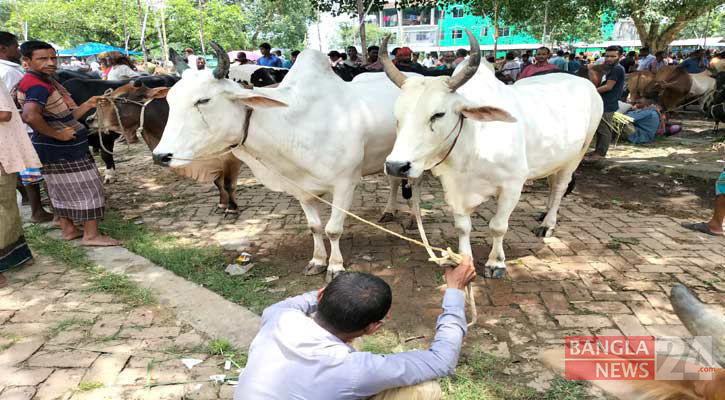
[433,114,466,168]
[246,153,478,327]
[168,107,254,162]
[96,89,155,156]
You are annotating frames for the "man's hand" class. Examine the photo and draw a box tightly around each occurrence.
[83,96,99,108]
[56,127,77,141]
[444,255,476,291]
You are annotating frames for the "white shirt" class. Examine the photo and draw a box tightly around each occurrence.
[90,61,100,72]
[107,65,139,80]
[501,60,521,83]
[186,54,198,70]
[0,59,24,92]
[637,54,656,71]
[234,289,467,399]
[423,57,434,68]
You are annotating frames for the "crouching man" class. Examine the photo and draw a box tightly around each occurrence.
[234,257,477,400]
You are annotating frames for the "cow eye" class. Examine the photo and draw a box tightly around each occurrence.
[430,112,445,122]
[195,98,210,106]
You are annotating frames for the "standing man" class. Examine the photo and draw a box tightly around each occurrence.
[184,48,198,71]
[566,53,581,73]
[234,257,477,400]
[17,41,119,246]
[517,47,558,80]
[679,49,706,74]
[650,51,667,73]
[362,45,382,71]
[637,46,656,71]
[549,49,568,70]
[283,50,299,69]
[587,45,626,161]
[344,46,364,67]
[258,43,282,67]
[0,31,53,224]
[500,51,520,84]
[196,57,206,70]
[619,51,637,74]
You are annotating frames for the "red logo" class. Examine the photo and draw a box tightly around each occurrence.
[565,336,655,380]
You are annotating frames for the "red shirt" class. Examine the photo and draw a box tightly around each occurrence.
[517,62,558,80]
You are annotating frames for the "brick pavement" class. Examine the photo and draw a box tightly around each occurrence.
[0,256,236,399]
[102,143,724,391]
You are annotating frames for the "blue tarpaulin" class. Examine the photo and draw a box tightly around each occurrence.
[58,42,142,57]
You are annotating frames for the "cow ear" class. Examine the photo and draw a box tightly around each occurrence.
[461,106,516,123]
[146,87,170,99]
[233,93,287,108]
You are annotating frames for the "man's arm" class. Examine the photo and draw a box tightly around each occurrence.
[261,290,319,322]
[22,102,75,141]
[597,79,617,93]
[347,257,476,397]
[72,96,98,120]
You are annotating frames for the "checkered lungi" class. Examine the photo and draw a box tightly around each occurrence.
[717,167,725,196]
[42,154,104,222]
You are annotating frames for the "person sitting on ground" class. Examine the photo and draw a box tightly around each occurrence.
[234,256,477,400]
[17,41,119,247]
[682,144,725,237]
[517,46,558,80]
[106,51,139,80]
[257,43,282,68]
[621,96,661,144]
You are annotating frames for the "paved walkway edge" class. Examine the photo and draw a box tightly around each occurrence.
[66,238,261,349]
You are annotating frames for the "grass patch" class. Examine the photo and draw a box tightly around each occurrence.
[611,237,640,246]
[100,212,278,313]
[45,318,95,339]
[24,225,154,307]
[76,381,103,392]
[207,338,248,369]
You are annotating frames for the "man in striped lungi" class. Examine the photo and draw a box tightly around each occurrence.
[17,40,119,246]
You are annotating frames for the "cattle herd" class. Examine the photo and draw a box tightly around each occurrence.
[52,30,725,394]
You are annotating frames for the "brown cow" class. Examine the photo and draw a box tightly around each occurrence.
[89,83,243,214]
[626,70,655,102]
[542,283,725,399]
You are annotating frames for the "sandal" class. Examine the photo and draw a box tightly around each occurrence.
[681,222,724,237]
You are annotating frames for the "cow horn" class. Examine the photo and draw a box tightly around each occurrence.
[447,28,481,92]
[211,42,230,80]
[379,34,408,88]
[670,284,725,366]
[169,48,189,75]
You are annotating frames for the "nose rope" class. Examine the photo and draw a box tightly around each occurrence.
[95,89,154,156]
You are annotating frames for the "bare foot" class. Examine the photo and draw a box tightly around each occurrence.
[0,274,7,288]
[31,211,55,224]
[61,229,84,240]
[80,235,121,247]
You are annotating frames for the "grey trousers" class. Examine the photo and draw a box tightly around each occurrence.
[594,112,615,156]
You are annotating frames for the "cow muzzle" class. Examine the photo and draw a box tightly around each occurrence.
[152,153,173,167]
[384,161,411,178]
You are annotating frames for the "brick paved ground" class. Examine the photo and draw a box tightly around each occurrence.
[0,256,236,399]
[99,133,725,391]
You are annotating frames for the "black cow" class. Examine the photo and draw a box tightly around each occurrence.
[249,67,289,87]
[61,74,180,182]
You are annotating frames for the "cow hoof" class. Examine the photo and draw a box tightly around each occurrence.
[214,205,226,214]
[103,169,116,184]
[534,226,554,238]
[379,212,395,223]
[224,209,239,218]
[536,212,547,222]
[483,263,507,279]
[303,262,327,276]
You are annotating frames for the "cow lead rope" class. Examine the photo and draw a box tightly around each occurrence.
[94,88,155,156]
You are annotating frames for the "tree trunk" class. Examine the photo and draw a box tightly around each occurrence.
[198,0,206,55]
[492,0,499,60]
[135,0,148,67]
[357,0,367,61]
[160,0,169,66]
[631,11,706,52]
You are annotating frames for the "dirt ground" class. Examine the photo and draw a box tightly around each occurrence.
[97,114,725,395]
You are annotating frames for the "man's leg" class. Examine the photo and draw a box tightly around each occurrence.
[705,195,725,235]
[80,219,120,246]
[592,112,614,158]
[59,217,82,240]
[370,381,442,400]
[25,183,53,223]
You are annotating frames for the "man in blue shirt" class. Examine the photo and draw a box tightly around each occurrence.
[257,42,282,67]
[623,97,660,144]
[587,45,626,161]
[550,49,568,70]
[234,257,476,400]
[680,49,706,74]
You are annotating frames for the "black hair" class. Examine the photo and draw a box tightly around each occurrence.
[605,45,620,53]
[640,46,650,53]
[627,50,637,57]
[20,40,54,59]
[347,46,357,51]
[291,50,300,57]
[556,49,564,56]
[367,45,379,52]
[391,47,400,56]
[537,46,550,54]
[0,31,17,47]
[568,53,576,60]
[505,51,515,60]
[456,48,468,57]
[328,50,341,58]
[317,272,392,333]
[259,42,271,50]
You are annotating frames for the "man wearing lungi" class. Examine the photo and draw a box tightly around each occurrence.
[17,40,119,246]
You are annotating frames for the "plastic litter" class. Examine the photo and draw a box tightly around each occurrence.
[263,276,279,283]
[181,358,203,370]
[224,360,231,370]
[236,252,253,265]
[210,374,226,383]
[225,263,255,276]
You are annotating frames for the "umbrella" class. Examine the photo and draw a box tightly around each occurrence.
[59,42,143,57]
[227,50,262,62]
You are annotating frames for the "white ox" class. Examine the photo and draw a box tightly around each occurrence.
[381,31,604,278]
[152,43,409,280]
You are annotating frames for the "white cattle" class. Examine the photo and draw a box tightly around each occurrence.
[381,30,603,278]
[153,43,410,280]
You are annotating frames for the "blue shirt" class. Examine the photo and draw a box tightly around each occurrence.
[550,56,568,70]
[234,289,467,399]
[680,58,704,74]
[282,60,293,69]
[626,108,660,144]
[566,60,581,73]
[258,55,282,67]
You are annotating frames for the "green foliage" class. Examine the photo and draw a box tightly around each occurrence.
[76,382,104,392]
[333,22,386,49]
[677,7,725,39]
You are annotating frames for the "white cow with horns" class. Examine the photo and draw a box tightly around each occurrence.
[382,30,604,278]
[152,43,413,280]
